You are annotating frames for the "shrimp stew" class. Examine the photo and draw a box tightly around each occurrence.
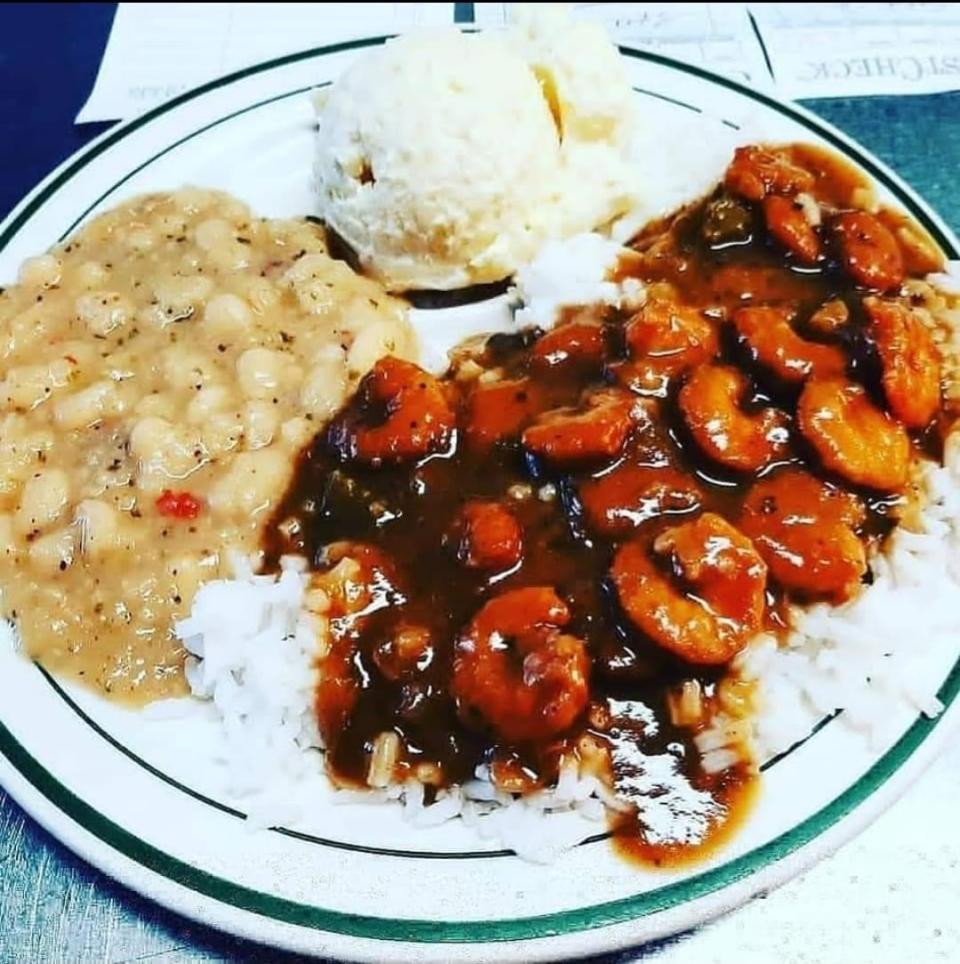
[266,144,949,863]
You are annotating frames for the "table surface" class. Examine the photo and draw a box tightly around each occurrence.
[1,4,959,962]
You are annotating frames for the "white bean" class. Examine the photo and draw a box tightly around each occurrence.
[53,380,124,430]
[300,349,348,418]
[203,293,252,337]
[16,469,70,535]
[347,320,402,377]
[283,253,355,315]
[162,348,216,391]
[28,527,76,576]
[201,412,243,456]
[280,417,313,449]
[75,291,132,337]
[18,254,61,288]
[237,277,279,314]
[75,261,109,289]
[129,416,203,489]
[1,365,56,411]
[134,393,178,420]
[74,499,120,558]
[241,401,279,450]
[186,385,234,424]
[193,218,232,250]
[193,219,247,268]
[207,449,288,518]
[152,274,214,323]
[236,348,287,400]
[124,228,156,252]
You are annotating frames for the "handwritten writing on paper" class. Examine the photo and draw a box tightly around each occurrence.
[76,2,455,123]
[473,3,772,86]
[77,2,960,126]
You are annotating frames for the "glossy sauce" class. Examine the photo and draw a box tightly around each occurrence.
[266,143,947,865]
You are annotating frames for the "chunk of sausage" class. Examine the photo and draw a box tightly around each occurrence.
[530,320,607,373]
[328,358,455,463]
[578,463,701,536]
[621,299,718,396]
[465,378,543,450]
[456,501,523,571]
[763,195,822,264]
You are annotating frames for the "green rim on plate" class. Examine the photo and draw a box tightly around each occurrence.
[0,34,957,945]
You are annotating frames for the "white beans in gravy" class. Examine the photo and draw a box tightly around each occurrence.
[0,189,414,702]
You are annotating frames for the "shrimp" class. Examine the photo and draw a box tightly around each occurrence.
[678,365,790,472]
[610,513,767,665]
[763,195,822,264]
[733,305,846,384]
[456,500,523,571]
[621,298,718,396]
[797,377,910,490]
[530,319,607,372]
[328,357,455,463]
[739,468,867,601]
[523,390,639,465]
[578,463,701,536]
[724,145,815,202]
[863,296,941,429]
[452,587,589,742]
[465,377,543,450]
[832,211,904,291]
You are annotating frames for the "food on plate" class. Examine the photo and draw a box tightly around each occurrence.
[240,140,954,862]
[738,469,867,602]
[3,69,958,869]
[0,190,413,701]
[314,17,636,291]
[610,514,768,666]
[677,365,789,472]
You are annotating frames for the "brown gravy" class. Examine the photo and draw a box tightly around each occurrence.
[265,142,946,865]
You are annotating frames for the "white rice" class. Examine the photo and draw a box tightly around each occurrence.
[176,428,960,855]
[736,270,960,760]
[176,555,329,826]
[176,226,960,859]
[927,260,960,296]
[739,450,960,758]
[513,232,644,330]
[176,559,618,861]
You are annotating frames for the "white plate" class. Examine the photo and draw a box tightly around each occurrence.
[0,35,958,963]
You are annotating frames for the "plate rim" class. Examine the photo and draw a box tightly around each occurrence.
[1,32,958,959]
